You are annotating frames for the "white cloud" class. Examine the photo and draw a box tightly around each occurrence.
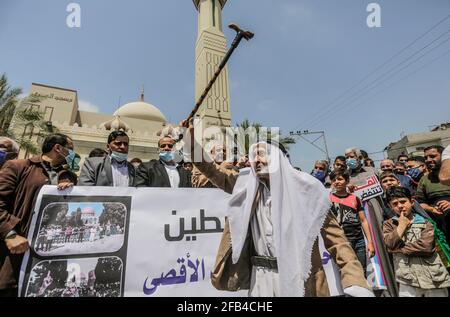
[78,100,100,113]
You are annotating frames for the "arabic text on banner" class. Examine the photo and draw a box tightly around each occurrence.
[19,186,247,297]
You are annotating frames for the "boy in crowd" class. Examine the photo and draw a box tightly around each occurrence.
[333,156,347,172]
[379,171,429,220]
[383,187,450,297]
[329,170,375,273]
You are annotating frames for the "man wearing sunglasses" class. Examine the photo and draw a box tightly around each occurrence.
[79,130,135,187]
[135,135,191,188]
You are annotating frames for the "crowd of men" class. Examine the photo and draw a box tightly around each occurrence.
[36,222,123,253]
[0,129,449,297]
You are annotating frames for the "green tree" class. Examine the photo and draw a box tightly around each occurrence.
[99,203,126,226]
[9,99,58,155]
[1,74,58,155]
[235,119,296,154]
[0,73,22,135]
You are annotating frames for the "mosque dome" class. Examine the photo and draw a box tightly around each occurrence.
[113,89,167,123]
[81,207,95,216]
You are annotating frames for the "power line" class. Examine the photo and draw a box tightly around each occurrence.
[306,32,450,128]
[307,46,450,130]
[293,13,450,131]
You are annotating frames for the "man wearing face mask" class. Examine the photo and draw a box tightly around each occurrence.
[311,160,331,188]
[417,145,450,244]
[135,136,191,188]
[0,137,19,169]
[0,133,76,297]
[380,159,415,194]
[79,130,135,187]
[344,148,377,190]
[406,156,427,189]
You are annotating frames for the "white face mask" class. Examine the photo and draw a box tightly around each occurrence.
[111,151,128,162]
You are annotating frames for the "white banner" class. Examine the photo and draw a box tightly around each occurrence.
[354,175,383,202]
[19,186,247,297]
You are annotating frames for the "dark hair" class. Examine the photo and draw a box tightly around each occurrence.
[41,133,70,154]
[334,156,346,163]
[380,171,399,181]
[424,145,444,154]
[360,150,369,159]
[89,148,107,158]
[157,136,175,148]
[329,169,350,182]
[407,156,425,163]
[364,158,375,167]
[397,154,408,161]
[385,186,412,203]
[130,158,142,164]
[107,130,129,144]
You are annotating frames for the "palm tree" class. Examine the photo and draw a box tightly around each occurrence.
[0,74,56,155]
[0,73,22,135]
[9,96,57,156]
[235,119,296,154]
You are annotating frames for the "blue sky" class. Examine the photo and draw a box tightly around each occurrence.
[1,0,450,170]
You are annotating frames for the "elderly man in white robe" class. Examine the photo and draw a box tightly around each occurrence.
[182,119,373,297]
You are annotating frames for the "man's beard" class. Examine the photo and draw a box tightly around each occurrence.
[256,165,269,180]
[427,161,441,171]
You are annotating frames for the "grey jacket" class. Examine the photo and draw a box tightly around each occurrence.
[78,156,135,186]
[383,215,450,289]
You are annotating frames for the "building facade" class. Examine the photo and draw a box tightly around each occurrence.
[13,83,168,165]
[11,1,234,166]
[386,124,450,159]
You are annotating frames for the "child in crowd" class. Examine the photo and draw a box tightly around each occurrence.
[383,187,450,297]
[329,170,375,274]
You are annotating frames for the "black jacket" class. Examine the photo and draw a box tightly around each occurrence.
[135,159,192,188]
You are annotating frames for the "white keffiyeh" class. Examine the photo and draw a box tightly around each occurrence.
[227,142,331,297]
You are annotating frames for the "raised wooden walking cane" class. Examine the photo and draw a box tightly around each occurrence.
[182,23,254,128]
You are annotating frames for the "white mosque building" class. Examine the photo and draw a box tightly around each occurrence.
[14,0,232,165]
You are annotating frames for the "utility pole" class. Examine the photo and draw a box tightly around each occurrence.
[289,130,331,163]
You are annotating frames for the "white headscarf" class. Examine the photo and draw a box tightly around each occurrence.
[228,142,331,297]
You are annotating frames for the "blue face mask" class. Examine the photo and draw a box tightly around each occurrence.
[312,170,326,182]
[407,167,422,180]
[159,151,174,162]
[111,151,128,163]
[346,158,359,170]
[64,149,76,166]
[0,151,7,166]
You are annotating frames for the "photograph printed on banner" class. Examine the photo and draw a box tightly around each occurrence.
[34,201,127,256]
[25,257,123,297]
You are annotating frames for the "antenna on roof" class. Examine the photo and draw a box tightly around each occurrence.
[117,96,121,110]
